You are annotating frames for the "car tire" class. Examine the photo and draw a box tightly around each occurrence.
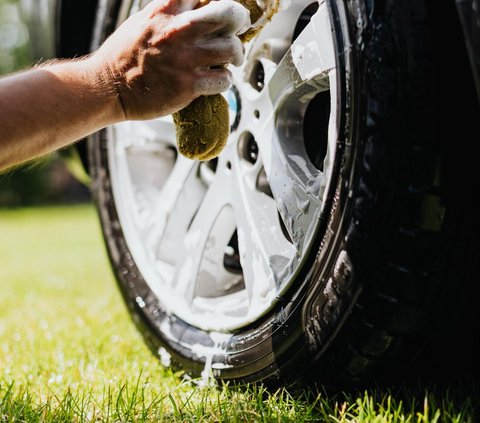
[87,0,478,387]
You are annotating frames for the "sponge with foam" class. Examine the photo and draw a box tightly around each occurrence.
[173,0,277,161]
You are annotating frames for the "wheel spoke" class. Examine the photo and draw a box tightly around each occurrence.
[231,161,296,307]
[268,2,335,108]
[249,2,335,253]
[143,157,204,265]
[268,151,325,253]
[172,173,235,305]
[111,117,178,212]
[114,116,177,149]
[246,0,323,58]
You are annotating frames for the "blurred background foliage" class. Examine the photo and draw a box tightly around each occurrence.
[0,0,29,74]
[0,0,89,207]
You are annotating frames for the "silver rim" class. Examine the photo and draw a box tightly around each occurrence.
[107,0,338,331]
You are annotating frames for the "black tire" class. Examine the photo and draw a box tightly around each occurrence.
[87,0,479,388]
[56,0,102,175]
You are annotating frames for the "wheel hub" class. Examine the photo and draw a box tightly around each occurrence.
[225,85,241,132]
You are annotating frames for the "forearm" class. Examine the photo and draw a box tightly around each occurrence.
[0,57,122,171]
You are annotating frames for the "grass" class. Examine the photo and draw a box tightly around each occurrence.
[0,205,477,422]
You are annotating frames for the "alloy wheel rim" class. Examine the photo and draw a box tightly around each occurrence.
[107,0,338,331]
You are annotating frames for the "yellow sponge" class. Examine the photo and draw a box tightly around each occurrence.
[173,94,229,161]
[174,0,277,161]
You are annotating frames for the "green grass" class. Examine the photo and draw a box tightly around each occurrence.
[0,205,477,422]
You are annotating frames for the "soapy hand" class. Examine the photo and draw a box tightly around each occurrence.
[91,0,250,121]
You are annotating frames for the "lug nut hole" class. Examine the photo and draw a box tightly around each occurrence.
[249,61,265,92]
[238,132,259,165]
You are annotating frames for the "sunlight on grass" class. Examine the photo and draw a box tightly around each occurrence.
[0,206,179,408]
[0,205,476,421]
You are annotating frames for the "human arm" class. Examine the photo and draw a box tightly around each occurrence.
[0,60,120,171]
[0,0,249,171]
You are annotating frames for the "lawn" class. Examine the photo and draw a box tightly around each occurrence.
[0,205,476,421]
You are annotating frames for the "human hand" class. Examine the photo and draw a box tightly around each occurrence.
[90,0,250,121]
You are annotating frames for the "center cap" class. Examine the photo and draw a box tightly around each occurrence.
[224,85,241,132]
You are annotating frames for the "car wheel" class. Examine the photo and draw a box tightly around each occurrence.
[88,0,471,387]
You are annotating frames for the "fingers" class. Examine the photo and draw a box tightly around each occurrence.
[179,1,249,69]
[179,1,251,36]
[201,0,251,34]
[195,68,233,96]
[175,0,202,11]
[196,35,245,67]
[143,0,200,14]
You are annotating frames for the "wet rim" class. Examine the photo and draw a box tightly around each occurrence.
[107,0,339,331]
